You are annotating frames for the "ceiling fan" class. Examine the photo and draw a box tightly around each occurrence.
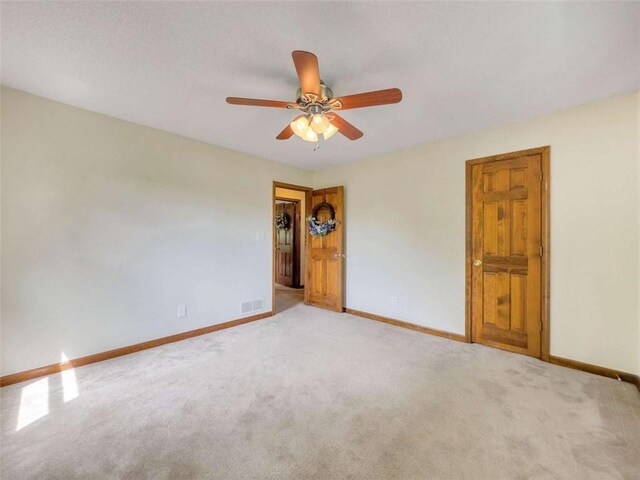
[226,50,402,143]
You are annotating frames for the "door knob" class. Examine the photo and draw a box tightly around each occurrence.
[473,259,482,266]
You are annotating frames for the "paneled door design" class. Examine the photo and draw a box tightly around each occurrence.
[275,201,299,287]
[467,147,549,358]
[306,186,344,312]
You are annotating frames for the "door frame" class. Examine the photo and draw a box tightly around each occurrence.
[272,181,313,315]
[465,146,551,361]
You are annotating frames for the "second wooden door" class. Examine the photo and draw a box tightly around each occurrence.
[275,201,300,287]
[468,148,548,358]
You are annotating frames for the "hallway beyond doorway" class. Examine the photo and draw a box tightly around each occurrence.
[275,283,304,313]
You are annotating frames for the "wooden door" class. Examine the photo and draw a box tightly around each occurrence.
[306,187,344,311]
[275,202,299,287]
[468,148,548,358]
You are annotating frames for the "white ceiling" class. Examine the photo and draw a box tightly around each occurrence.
[2,2,639,169]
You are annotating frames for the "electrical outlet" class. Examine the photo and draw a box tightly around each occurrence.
[177,305,187,318]
[256,231,265,241]
[391,296,398,305]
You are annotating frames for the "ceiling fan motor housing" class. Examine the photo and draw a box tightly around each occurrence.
[296,81,333,103]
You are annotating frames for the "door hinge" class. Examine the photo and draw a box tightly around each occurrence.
[540,171,543,182]
[539,245,544,257]
[540,322,543,333]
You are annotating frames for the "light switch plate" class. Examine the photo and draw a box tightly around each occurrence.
[177,305,187,318]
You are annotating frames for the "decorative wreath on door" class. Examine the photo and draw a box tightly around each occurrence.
[275,212,290,230]
[307,202,337,237]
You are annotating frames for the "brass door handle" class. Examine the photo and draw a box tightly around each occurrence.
[473,259,482,266]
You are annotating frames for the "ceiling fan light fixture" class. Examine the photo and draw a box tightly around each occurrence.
[301,126,319,143]
[290,114,320,142]
[310,113,330,134]
[323,123,339,140]
[290,115,311,138]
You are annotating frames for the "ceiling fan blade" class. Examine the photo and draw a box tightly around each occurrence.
[292,50,321,97]
[329,113,364,140]
[333,88,402,110]
[276,125,294,140]
[226,97,291,108]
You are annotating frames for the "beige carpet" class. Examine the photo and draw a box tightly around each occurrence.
[2,299,639,479]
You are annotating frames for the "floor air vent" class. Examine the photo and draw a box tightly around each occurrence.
[241,299,263,315]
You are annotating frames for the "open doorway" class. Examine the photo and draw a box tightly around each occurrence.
[272,182,312,314]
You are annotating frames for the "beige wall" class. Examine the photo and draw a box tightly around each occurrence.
[0,87,312,375]
[314,91,640,375]
[2,86,639,377]
[275,187,307,285]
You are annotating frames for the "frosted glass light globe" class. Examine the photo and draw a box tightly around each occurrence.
[290,115,311,138]
[310,113,330,134]
[323,123,339,140]
[302,127,318,142]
